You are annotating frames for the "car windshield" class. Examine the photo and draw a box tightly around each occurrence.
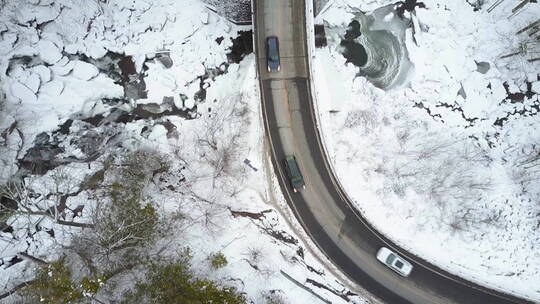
[268,39,278,61]
[394,260,404,269]
[386,254,396,265]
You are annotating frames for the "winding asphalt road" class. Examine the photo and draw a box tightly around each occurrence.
[253,0,533,303]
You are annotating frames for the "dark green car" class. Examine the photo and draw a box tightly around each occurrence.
[284,155,305,192]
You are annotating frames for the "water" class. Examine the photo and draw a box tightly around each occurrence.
[340,40,368,67]
[226,30,253,64]
[340,20,368,66]
[339,4,414,89]
[315,24,328,48]
[344,20,361,40]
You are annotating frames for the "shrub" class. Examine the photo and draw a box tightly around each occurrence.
[21,258,108,303]
[262,290,288,304]
[94,185,159,252]
[21,259,82,304]
[210,252,228,269]
[122,256,245,304]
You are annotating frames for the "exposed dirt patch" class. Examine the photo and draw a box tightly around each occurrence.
[229,208,299,245]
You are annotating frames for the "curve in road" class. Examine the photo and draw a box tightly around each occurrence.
[253,0,533,303]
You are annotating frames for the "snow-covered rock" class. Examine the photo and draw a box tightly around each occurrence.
[9,66,29,83]
[15,6,38,24]
[15,2,60,24]
[10,81,37,103]
[37,40,63,64]
[32,65,52,83]
[41,32,65,53]
[532,81,540,94]
[26,72,41,93]
[51,59,75,76]
[72,60,99,80]
[201,11,209,24]
[0,33,18,55]
[40,79,64,97]
[184,97,195,109]
[56,56,69,66]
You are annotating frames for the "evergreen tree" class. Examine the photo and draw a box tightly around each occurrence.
[122,259,245,304]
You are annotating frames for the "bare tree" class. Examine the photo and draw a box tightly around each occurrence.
[0,176,94,229]
[68,149,167,268]
[510,142,540,208]
[197,96,248,182]
[383,127,496,231]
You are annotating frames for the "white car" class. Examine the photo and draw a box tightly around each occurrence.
[376,247,413,277]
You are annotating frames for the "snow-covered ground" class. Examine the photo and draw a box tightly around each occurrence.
[314,0,540,301]
[0,0,371,303]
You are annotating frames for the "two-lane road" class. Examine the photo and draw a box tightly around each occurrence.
[253,0,532,303]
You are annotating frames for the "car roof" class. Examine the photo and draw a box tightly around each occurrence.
[286,156,299,169]
[378,247,413,271]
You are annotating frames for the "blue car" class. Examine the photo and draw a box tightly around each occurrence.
[266,36,280,72]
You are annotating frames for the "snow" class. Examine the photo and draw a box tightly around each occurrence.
[50,58,74,76]
[201,10,210,25]
[39,79,64,98]
[71,60,99,81]
[0,0,368,303]
[314,0,540,301]
[0,33,18,53]
[31,65,52,83]
[10,81,37,103]
[532,81,540,94]
[25,73,41,93]
[37,40,63,64]
[14,1,61,24]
